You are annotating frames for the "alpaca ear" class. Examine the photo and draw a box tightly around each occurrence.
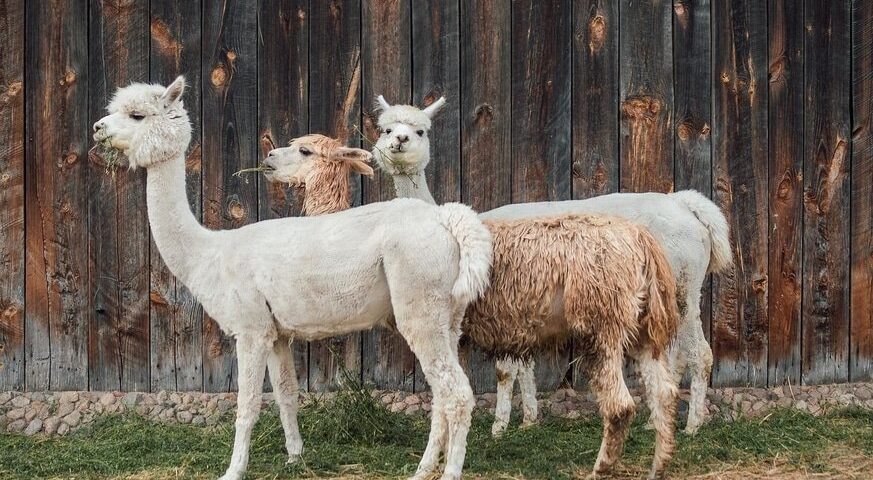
[375,95,392,111]
[422,96,447,119]
[162,76,186,107]
[332,147,374,177]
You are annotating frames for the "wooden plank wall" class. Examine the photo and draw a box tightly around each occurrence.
[1,0,871,393]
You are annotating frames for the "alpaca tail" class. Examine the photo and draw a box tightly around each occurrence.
[437,203,493,306]
[670,190,734,274]
[638,228,681,357]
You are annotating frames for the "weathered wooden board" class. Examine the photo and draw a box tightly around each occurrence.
[411,0,460,393]
[257,0,310,392]
[851,0,873,382]
[712,0,769,387]
[767,0,803,386]
[0,0,24,391]
[511,0,572,390]
[307,0,362,391]
[202,0,259,392]
[149,0,204,392]
[361,0,416,391]
[573,0,618,199]
[460,0,511,393]
[24,0,90,391]
[802,0,851,385]
[619,0,673,193]
[672,0,712,350]
[87,0,150,392]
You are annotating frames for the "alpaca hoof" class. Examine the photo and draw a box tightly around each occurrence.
[520,418,539,429]
[286,453,301,464]
[218,471,243,480]
[684,422,701,435]
[491,423,508,437]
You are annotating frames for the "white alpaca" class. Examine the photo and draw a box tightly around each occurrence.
[264,134,682,479]
[92,77,493,480]
[373,95,733,436]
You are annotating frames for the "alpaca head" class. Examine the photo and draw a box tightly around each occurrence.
[92,76,191,169]
[263,134,373,187]
[372,95,446,175]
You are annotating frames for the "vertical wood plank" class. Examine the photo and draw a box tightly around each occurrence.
[673,0,712,348]
[361,0,416,391]
[202,0,259,392]
[802,0,851,385]
[768,0,803,385]
[411,0,460,393]
[573,0,618,199]
[619,0,673,193]
[0,0,24,391]
[712,0,769,387]
[460,0,511,393]
[511,0,572,390]
[24,0,89,391]
[308,0,361,391]
[149,0,204,392]
[851,0,873,382]
[258,0,309,393]
[87,0,150,392]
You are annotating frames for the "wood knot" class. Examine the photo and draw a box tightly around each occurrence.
[700,123,711,136]
[423,92,441,107]
[3,305,20,319]
[721,72,730,84]
[64,152,78,165]
[0,173,10,185]
[588,15,606,53]
[572,160,585,178]
[226,50,237,63]
[677,122,694,141]
[211,64,228,87]
[474,103,494,124]
[621,95,661,121]
[5,81,22,97]
[228,201,246,220]
[59,69,77,87]
[298,7,307,20]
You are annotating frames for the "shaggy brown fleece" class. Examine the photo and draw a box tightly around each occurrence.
[465,214,679,360]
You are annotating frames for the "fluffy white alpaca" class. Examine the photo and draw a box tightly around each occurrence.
[373,95,733,436]
[92,77,493,480]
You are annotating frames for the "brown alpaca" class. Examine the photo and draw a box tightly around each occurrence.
[262,142,680,479]
[468,215,679,478]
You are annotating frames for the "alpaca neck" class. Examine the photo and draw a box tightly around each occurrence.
[391,171,435,205]
[146,155,213,286]
[302,163,352,216]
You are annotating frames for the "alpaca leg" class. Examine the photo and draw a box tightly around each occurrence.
[492,358,519,437]
[517,358,539,427]
[267,336,303,463]
[399,317,473,480]
[584,347,636,478]
[684,299,712,435]
[633,348,679,480]
[220,334,271,480]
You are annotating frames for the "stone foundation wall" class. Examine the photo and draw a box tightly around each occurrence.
[2,383,871,437]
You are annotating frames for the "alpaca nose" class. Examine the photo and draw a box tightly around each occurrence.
[396,134,409,143]
[263,157,277,170]
[93,121,105,132]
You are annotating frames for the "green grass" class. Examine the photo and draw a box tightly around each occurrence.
[1,387,871,480]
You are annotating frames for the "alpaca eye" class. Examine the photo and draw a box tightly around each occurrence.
[299,147,312,156]
[385,129,392,135]
[130,113,146,121]
[416,130,424,137]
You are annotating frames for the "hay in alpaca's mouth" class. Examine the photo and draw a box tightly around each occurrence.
[88,138,125,178]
